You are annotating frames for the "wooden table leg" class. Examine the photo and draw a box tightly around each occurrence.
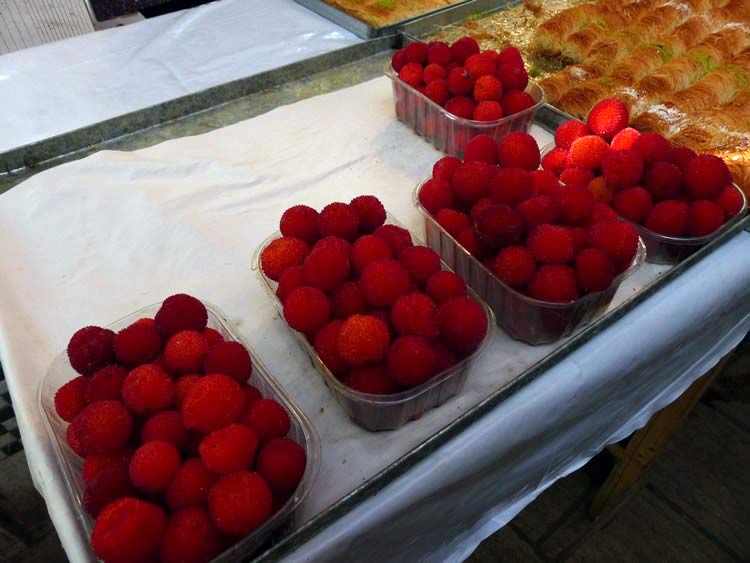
[589,352,734,519]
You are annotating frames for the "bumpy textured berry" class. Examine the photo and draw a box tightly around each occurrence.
[67,326,115,376]
[55,376,87,422]
[129,441,181,493]
[319,202,360,241]
[243,399,290,444]
[388,336,437,388]
[72,400,133,456]
[200,423,258,474]
[491,246,536,288]
[166,458,218,511]
[526,224,575,264]
[181,374,245,434]
[122,364,175,416]
[91,498,166,563]
[436,297,488,355]
[208,471,272,536]
[338,314,391,365]
[359,259,411,307]
[528,265,579,302]
[256,438,306,494]
[114,319,162,366]
[160,507,225,563]
[399,246,441,286]
[203,341,252,383]
[391,293,439,340]
[575,248,614,292]
[280,205,320,243]
[350,195,386,233]
[283,286,331,334]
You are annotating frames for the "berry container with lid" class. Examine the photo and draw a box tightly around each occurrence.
[413,180,646,345]
[38,301,320,562]
[540,143,749,265]
[253,215,495,432]
[385,61,544,158]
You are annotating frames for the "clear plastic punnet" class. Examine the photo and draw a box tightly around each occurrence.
[38,301,320,563]
[385,61,544,158]
[413,180,646,345]
[539,142,749,265]
[252,215,495,432]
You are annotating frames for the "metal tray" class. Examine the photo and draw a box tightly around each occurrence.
[2,31,748,563]
[293,0,475,39]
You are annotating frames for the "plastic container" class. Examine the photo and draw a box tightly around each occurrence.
[539,142,749,264]
[252,218,495,432]
[37,302,320,563]
[385,61,544,158]
[629,184,747,264]
[413,180,646,345]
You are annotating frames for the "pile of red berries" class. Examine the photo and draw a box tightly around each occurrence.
[391,37,536,121]
[543,98,743,238]
[260,195,488,394]
[418,131,642,303]
[55,294,306,563]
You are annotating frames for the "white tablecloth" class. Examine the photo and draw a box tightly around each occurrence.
[0,0,360,153]
[1,77,748,562]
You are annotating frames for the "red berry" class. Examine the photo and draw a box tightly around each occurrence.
[473,75,503,101]
[156,294,208,338]
[165,330,209,374]
[568,135,610,169]
[388,336,437,388]
[436,208,471,237]
[685,154,731,199]
[399,246,441,286]
[83,464,136,517]
[391,293,439,340]
[643,161,683,200]
[114,319,162,366]
[142,410,189,451]
[575,248,615,292]
[283,286,331,334]
[166,458,218,511]
[528,265,578,302]
[502,90,535,114]
[423,63,446,83]
[330,281,367,319]
[280,205,320,243]
[181,374,245,434]
[338,314,391,365]
[91,498,166,563]
[527,224,575,263]
[391,48,407,72]
[457,226,488,259]
[67,326,115,376]
[426,79,450,105]
[613,187,653,223]
[54,376,87,422]
[260,237,310,282]
[517,195,560,230]
[586,201,619,226]
[373,224,413,256]
[473,100,504,121]
[436,297,488,355]
[433,156,462,181]
[716,185,743,217]
[203,341,252,383]
[664,146,697,173]
[344,365,400,394]
[83,450,133,485]
[471,198,494,223]
[208,471,272,536]
[529,170,560,196]
[314,320,350,377]
[497,63,528,92]
[553,184,595,224]
[498,46,523,66]
[200,423,258,474]
[160,507,225,563]
[474,204,524,248]
[174,374,202,408]
[560,167,594,186]
[645,200,690,236]
[445,96,476,119]
[464,134,499,164]
[242,399,290,444]
[398,62,424,88]
[425,271,467,304]
[350,195,386,233]
[427,41,452,65]
[122,364,175,415]
[419,178,455,214]
[447,67,473,96]
[541,146,569,177]
[71,400,133,455]
[130,441,181,492]
[498,131,540,170]
[276,266,305,303]
[450,37,480,64]
[360,259,411,307]
[586,98,629,140]
[256,438,306,494]
[491,167,532,205]
[588,220,640,262]
[491,246,536,287]
[555,120,590,149]
[404,41,429,64]
[452,161,494,202]
[465,53,496,79]
[610,127,641,151]
[688,200,725,237]
[631,132,671,164]
[601,149,644,189]
[85,365,128,403]
[319,202,360,241]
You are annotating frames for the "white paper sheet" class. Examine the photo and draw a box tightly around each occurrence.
[1,77,748,562]
[0,0,360,153]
